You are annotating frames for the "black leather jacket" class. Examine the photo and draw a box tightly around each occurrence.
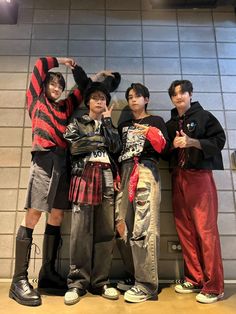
[64,114,122,175]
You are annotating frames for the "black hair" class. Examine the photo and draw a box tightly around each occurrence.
[83,82,111,107]
[125,83,150,110]
[45,72,66,91]
[168,80,193,98]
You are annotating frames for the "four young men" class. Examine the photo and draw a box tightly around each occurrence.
[8,56,225,306]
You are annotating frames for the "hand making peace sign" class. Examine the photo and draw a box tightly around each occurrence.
[102,103,114,118]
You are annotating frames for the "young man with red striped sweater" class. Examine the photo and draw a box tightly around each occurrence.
[9,56,117,306]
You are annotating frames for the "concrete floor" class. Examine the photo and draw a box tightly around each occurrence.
[0,282,235,314]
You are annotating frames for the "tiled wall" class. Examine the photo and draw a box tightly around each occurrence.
[0,0,236,281]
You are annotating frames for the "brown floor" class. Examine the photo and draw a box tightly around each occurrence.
[0,282,235,314]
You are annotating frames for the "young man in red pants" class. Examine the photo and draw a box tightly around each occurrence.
[166,79,225,304]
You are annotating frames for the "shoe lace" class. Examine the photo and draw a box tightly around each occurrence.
[31,242,41,272]
[131,286,142,293]
[183,282,193,288]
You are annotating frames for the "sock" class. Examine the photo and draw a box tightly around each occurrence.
[44,223,61,236]
[17,225,33,240]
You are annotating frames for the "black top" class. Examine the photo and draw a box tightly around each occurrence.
[166,101,226,170]
[118,115,170,163]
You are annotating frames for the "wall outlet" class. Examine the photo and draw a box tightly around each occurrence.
[168,241,182,253]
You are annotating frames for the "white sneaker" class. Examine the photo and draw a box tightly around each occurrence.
[196,292,224,304]
[102,285,119,300]
[64,288,85,305]
[175,281,201,294]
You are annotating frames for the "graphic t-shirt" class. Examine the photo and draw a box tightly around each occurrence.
[118,115,169,162]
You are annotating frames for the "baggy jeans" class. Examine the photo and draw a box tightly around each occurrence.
[115,159,161,295]
[67,169,115,291]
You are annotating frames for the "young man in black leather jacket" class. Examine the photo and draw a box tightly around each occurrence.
[63,82,121,305]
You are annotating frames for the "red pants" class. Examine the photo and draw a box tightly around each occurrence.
[172,168,224,294]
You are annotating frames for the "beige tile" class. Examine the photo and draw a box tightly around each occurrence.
[0,148,21,167]
[21,147,32,167]
[17,189,27,210]
[0,56,29,72]
[0,91,26,108]
[0,259,12,278]
[0,128,23,147]
[0,168,20,188]
[0,235,14,258]
[0,190,17,211]
[0,109,24,127]
[24,110,32,127]
[0,74,28,90]
[0,212,16,234]
[23,128,32,147]
[19,167,30,189]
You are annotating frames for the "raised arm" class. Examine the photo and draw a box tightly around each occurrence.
[27,57,58,112]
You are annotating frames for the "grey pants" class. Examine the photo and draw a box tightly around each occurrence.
[115,159,161,295]
[67,169,115,291]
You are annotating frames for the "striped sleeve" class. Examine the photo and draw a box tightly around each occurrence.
[27,57,58,115]
[59,88,83,118]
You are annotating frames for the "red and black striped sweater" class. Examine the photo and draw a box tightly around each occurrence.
[27,57,84,151]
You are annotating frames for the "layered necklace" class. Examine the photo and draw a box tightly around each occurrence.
[132,114,150,125]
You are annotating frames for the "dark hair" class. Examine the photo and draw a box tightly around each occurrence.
[125,83,150,110]
[45,72,66,91]
[83,82,111,107]
[168,80,193,98]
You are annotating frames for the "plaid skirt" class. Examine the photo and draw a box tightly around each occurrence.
[69,161,111,206]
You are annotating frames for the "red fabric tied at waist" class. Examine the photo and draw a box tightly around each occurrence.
[128,157,139,202]
[69,161,111,206]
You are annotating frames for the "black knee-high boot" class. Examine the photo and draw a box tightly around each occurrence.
[38,233,67,291]
[9,228,41,306]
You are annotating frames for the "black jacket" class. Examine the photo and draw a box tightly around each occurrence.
[64,114,122,176]
[166,101,226,170]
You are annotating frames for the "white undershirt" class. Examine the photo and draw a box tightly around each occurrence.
[89,120,110,163]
